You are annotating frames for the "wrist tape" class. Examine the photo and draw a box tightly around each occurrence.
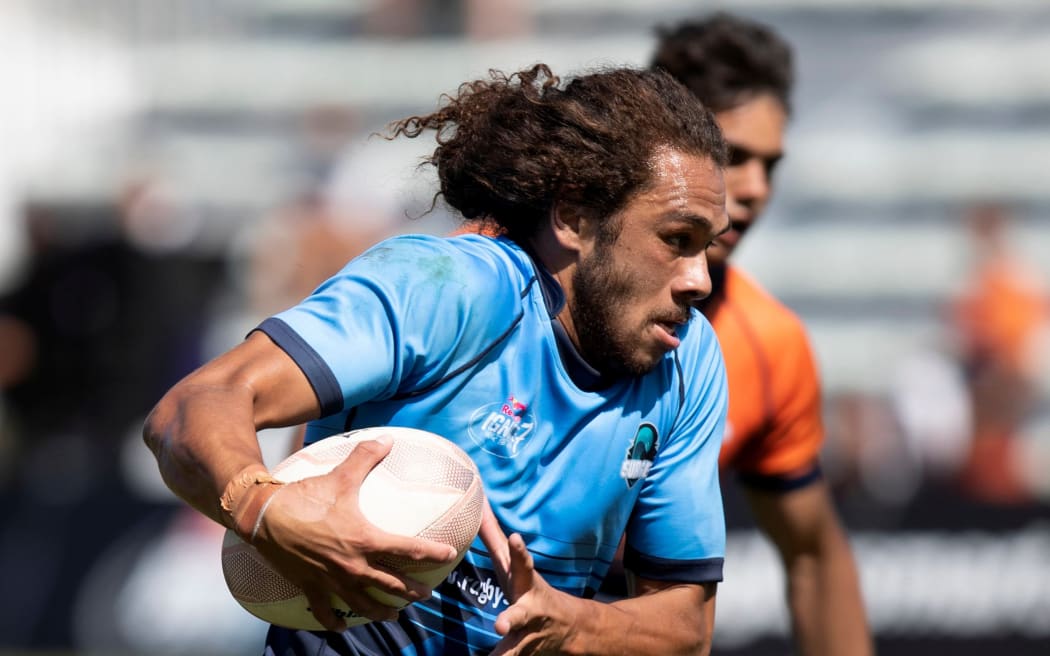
[220,466,285,543]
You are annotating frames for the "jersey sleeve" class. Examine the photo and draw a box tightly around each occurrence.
[254,235,524,416]
[623,319,727,583]
[736,320,824,490]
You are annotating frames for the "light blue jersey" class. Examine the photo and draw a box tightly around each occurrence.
[257,233,727,656]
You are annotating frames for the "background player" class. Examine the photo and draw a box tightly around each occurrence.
[649,13,873,655]
[144,64,732,655]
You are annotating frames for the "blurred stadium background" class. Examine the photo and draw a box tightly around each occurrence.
[1,0,1049,654]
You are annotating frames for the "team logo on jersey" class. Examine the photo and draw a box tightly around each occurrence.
[468,395,535,458]
[621,423,659,487]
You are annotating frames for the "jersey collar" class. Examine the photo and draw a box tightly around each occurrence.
[524,249,614,391]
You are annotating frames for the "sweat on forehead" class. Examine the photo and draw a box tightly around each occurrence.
[641,146,718,194]
[653,147,690,185]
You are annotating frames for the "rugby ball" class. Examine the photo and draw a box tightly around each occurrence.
[220,427,484,630]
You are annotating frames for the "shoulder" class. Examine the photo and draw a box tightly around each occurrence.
[716,267,825,481]
[264,233,538,409]
[341,233,534,301]
[356,233,528,278]
[275,233,536,356]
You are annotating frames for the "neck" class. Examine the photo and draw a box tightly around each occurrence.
[528,231,581,350]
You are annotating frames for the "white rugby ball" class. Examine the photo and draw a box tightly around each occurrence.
[221,426,484,630]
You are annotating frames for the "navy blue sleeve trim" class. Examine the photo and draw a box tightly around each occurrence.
[623,544,724,583]
[738,462,823,492]
[253,317,344,417]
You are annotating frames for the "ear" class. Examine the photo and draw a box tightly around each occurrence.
[550,201,594,252]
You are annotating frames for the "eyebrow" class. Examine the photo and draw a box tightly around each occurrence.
[729,142,783,166]
[667,212,731,236]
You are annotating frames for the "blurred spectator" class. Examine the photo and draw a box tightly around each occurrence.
[0,316,35,392]
[244,108,401,321]
[948,202,1050,505]
[464,0,530,40]
[0,178,226,647]
[293,105,360,197]
[823,390,919,528]
[364,0,530,38]
[0,181,221,447]
[889,348,973,482]
[246,189,386,319]
[323,125,458,240]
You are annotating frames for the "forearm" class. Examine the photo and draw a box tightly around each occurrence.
[143,381,270,528]
[144,332,321,531]
[567,584,715,656]
[785,531,872,656]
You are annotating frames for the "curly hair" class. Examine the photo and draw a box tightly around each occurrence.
[650,12,794,115]
[387,64,726,242]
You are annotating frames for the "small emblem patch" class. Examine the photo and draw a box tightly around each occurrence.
[621,423,659,487]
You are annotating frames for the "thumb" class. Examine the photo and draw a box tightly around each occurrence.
[329,434,395,486]
[494,603,528,637]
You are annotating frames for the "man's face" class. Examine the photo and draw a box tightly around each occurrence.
[569,148,729,376]
[706,93,787,267]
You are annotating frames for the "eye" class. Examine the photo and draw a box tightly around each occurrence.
[665,234,690,250]
[727,146,750,167]
[765,156,782,178]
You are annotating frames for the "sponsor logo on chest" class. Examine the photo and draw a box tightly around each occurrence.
[468,395,536,458]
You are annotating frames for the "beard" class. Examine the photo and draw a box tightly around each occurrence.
[571,248,661,378]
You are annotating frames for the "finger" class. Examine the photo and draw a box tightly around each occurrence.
[321,561,412,620]
[354,564,435,602]
[506,533,535,601]
[369,531,460,564]
[303,587,347,633]
[478,497,510,586]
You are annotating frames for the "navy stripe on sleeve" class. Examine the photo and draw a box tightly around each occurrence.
[254,317,344,417]
[737,463,823,493]
[623,544,724,583]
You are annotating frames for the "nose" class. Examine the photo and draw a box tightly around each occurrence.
[674,250,713,306]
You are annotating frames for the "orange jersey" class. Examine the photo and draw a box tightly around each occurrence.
[952,256,1049,375]
[705,265,823,488]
